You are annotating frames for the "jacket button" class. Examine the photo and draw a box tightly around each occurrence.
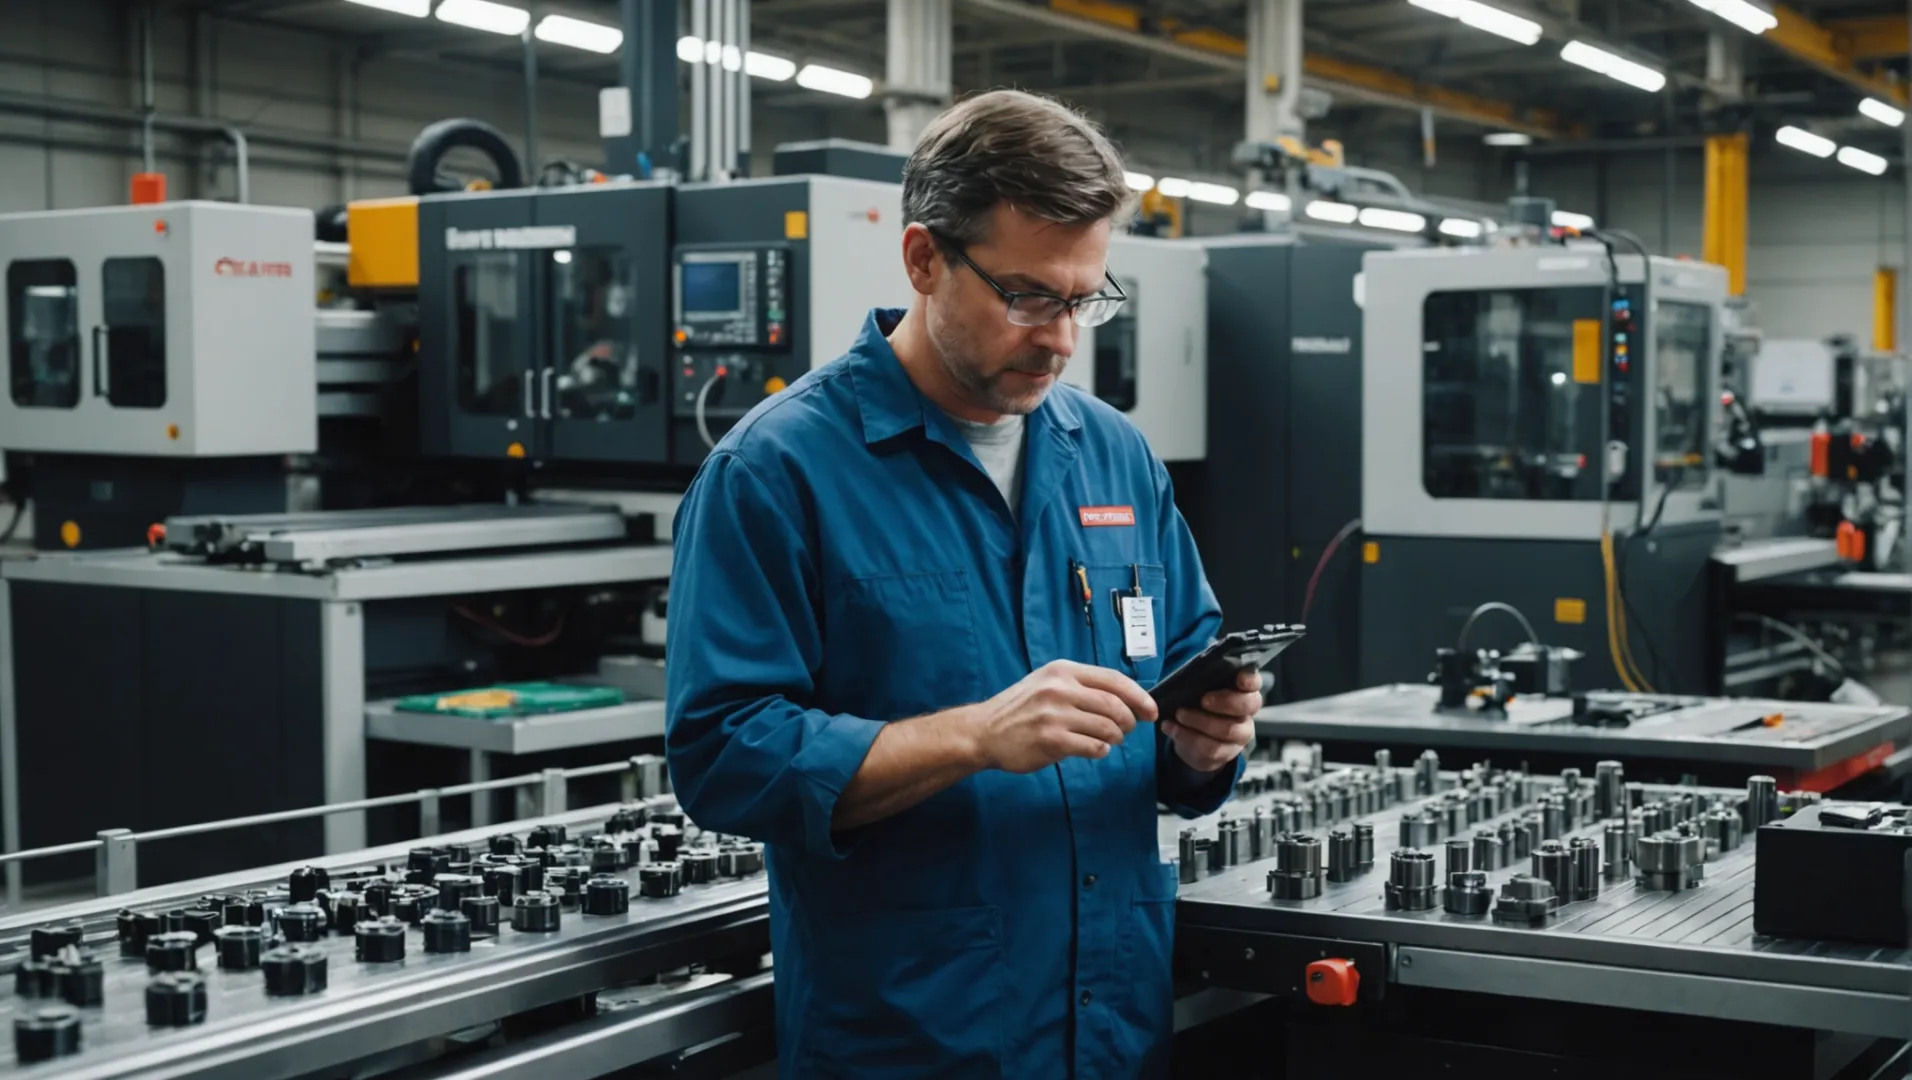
[1080,990,1092,1006]
[1082,874,1096,888]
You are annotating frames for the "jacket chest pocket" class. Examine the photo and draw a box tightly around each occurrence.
[1080,562,1167,689]
[822,569,982,721]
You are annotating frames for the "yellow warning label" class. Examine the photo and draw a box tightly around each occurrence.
[59,521,80,549]
[165,424,179,441]
[784,211,809,240]
[1572,319,1602,384]
[1554,597,1587,624]
[1362,541,1380,564]
[506,442,526,459]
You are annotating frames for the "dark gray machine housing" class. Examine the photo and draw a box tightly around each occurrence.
[771,139,908,185]
[418,183,674,465]
[1175,238,1376,703]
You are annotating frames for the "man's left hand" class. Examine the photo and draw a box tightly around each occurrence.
[1163,667,1263,774]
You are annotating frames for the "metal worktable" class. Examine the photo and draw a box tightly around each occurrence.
[0,533,675,894]
[1255,685,1910,791]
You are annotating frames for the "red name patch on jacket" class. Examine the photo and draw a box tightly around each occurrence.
[1079,505,1136,527]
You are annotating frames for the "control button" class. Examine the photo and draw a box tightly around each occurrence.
[1083,874,1097,888]
[1080,990,1092,1006]
[1305,958,1360,1006]
[764,376,788,395]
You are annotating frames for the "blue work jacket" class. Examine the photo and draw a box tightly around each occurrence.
[665,308,1242,1078]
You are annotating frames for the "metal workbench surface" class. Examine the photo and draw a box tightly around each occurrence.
[0,802,771,1079]
[1255,685,1910,776]
[1170,768,1912,1038]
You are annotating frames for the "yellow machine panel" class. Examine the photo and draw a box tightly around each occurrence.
[347,197,420,289]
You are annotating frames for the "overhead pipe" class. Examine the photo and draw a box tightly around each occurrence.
[0,91,394,167]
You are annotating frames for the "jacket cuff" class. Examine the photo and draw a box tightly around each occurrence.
[1159,747,1245,818]
[793,713,887,859]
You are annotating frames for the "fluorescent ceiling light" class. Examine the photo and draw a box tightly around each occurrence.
[1775,125,1835,158]
[745,52,796,80]
[1358,207,1427,232]
[1860,98,1905,128]
[1124,171,1155,191]
[1155,177,1191,197]
[1245,190,1292,212]
[1305,200,1359,224]
[1551,371,1568,385]
[534,14,621,52]
[1187,182,1240,205]
[1439,217,1485,238]
[678,35,703,62]
[796,63,874,99]
[1408,0,1543,45]
[1559,41,1666,92]
[343,0,431,15]
[434,0,529,35]
[1552,209,1595,229]
[1483,132,1533,147]
[1836,145,1889,175]
[1684,0,1776,34]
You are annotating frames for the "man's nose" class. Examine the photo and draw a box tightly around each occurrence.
[1030,313,1078,359]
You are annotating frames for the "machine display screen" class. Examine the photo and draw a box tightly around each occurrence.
[1652,301,1711,491]
[1421,286,1607,503]
[681,261,744,318]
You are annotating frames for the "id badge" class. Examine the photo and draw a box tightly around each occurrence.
[1120,595,1157,661]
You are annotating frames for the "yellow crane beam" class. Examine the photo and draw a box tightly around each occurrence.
[1767,6,1907,105]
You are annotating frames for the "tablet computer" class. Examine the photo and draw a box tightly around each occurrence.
[1149,624,1306,717]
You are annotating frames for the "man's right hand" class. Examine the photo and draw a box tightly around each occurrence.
[967,660,1159,774]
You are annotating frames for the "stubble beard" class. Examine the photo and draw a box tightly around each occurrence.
[929,316,1065,417]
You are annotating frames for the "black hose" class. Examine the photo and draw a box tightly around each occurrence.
[405,118,525,196]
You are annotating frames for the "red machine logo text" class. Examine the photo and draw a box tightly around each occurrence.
[213,257,293,278]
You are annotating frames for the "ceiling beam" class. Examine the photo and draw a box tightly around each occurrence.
[954,0,1572,136]
[1765,6,1907,105]
[1822,15,1907,60]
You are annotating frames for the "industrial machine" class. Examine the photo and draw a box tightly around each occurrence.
[1057,232,1208,463]
[1179,236,1375,702]
[1359,241,1731,695]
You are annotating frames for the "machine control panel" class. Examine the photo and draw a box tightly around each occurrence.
[1605,285,1644,496]
[672,245,790,350]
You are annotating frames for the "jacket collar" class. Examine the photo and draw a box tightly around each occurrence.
[848,308,1084,445]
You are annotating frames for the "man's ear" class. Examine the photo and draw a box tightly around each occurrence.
[901,223,941,297]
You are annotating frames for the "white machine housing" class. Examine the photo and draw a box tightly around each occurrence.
[1362,245,1728,540]
[1061,234,1207,462]
[0,201,316,457]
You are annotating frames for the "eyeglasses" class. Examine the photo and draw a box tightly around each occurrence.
[935,234,1128,329]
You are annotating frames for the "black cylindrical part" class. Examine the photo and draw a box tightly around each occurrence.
[685,849,724,886]
[1747,776,1779,828]
[288,866,329,903]
[513,891,562,932]
[276,903,325,943]
[1541,797,1564,841]
[1326,829,1356,883]
[146,931,201,973]
[215,925,264,971]
[145,972,207,1027]
[119,909,159,959]
[393,886,438,925]
[15,1007,81,1062]
[1217,818,1246,867]
[1603,822,1630,879]
[1515,815,1538,858]
[1445,837,1471,878]
[1472,829,1500,872]
[30,923,82,960]
[652,825,684,861]
[1417,750,1440,795]
[1444,870,1491,916]
[1532,840,1572,905]
[483,865,522,907]
[1354,823,1375,869]
[325,891,363,936]
[422,910,473,954]
[433,874,482,912]
[55,952,103,1007]
[1569,836,1600,900]
[719,842,766,877]
[490,833,523,856]
[13,959,53,997]
[462,895,501,936]
[261,945,327,997]
[527,824,567,849]
[1594,761,1625,820]
[1178,830,1199,885]
[1375,749,1392,774]
[584,875,632,916]
[363,880,395,918]
[355,917,407,963]
[1385,849,1438,910]
[639,862,682,899]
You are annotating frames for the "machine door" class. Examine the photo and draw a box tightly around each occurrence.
[535,185,671,464]
[440,198,541,460]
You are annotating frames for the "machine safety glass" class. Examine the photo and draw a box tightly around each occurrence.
[935,234,1128,329]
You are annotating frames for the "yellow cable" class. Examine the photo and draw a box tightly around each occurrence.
[1610,530,1656,692]
[1599,530,1645,693]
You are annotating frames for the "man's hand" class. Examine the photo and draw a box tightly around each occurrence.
[968,660,1158,774]
[1163,667,1262,774]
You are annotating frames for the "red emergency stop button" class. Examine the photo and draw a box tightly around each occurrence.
[1305,958,1359,1006]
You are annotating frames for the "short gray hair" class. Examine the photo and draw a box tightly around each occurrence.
[901,89,1134,249]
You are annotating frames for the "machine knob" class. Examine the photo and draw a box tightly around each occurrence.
[53,949,103,1007]
[432,874,482,912]
[261,945,328,997]
[1444,870,1492,916]
[118,909,160,959]
[30,923,83,960]
[1304,958,1359,1006]
[288,866,329,903]
[392,885,438,926]
[681,850,719,886]
[146,931,202,973]
[354,917,407,963]
[489,834,523,857]
[527,825,568,849]
[14,1007,81,1063]
[651,825,684,861]
[1384,850,1438,911]
[461,895,501,936]
[214,925,264,971]
[639,862,683,899]
[324,891,364,935]
[512,891,563,933]
[145,972,208,1027]
[483,866,522,907]
[275,903,326,943]
[421,910,473,954]
[583,875,632,916]
[718,842,766,878]
[14,959,54,997]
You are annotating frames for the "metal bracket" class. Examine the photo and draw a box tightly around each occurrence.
[96,828,138,897]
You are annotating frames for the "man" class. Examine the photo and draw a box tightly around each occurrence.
[665,89,1262,1078]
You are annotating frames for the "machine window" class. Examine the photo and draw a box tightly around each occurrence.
[101,257,167,409]
[454,254,526,416]
[7,259,80,409]
[1093,274,1138,412]
[1653,300,1711,490]
[1422,287,1607,502]
[552,247,640,421]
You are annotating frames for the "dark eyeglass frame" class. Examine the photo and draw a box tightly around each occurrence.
[930,230,1128,329]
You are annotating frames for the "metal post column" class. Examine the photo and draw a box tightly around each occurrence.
[884,0,951,152]
[1246,0,1303,198]
[1703,132,1747,296]
[606,0,681,177]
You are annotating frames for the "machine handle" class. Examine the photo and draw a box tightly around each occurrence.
[541,368,554,420]
[522,370,534,418]
[91,326,106,397]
